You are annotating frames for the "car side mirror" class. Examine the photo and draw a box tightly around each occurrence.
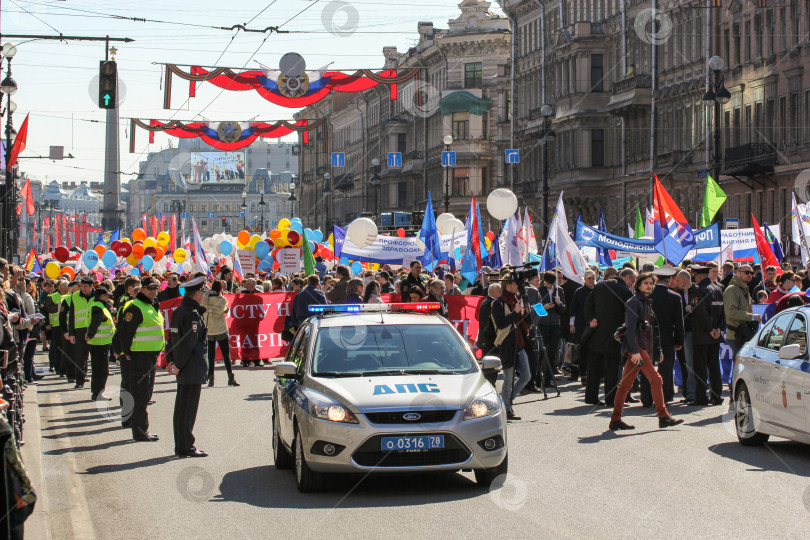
[479,356,502,372]
[778,344,802,360]
[274,361,300,378]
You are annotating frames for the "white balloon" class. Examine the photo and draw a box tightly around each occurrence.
[435,213,455,231]
[182,261,193,273]
[439,218,465,236]
[347,217,378,248]
[487,188,519,220]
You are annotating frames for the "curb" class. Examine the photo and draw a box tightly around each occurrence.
[21,372,52,540]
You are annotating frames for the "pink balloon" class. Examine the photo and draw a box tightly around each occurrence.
[160,281,168,291]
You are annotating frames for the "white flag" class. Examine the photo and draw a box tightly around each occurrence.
[524,207,538,258]
[644,206,655,238]
[791,193,810,266]
[517,209,528,263]
[628,224,635,237]
[504,214,522,266]
[550,192,587,284]
[191,218,212,276]
[714,242,734,267]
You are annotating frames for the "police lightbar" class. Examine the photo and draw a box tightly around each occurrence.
[308,303,441,314]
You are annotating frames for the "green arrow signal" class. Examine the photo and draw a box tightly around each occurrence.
[103,94,112,106]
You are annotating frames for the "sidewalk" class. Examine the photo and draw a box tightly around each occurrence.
[20,351,51,540]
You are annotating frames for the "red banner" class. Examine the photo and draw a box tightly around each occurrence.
[157,293,484,366]
[64,215,71,249]
[170,214,177,252]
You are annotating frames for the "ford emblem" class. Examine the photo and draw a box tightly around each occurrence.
[403,412,421,421]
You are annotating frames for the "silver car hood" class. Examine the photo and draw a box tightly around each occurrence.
[310,373,486,412]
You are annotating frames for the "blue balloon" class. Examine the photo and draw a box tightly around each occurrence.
[254,240,270,259]
[101,249,117,269]
[82,251,99,269]
[220,240,233,256]
[309,241,317,253]
[257,256,274,272]
[131,267,140,276]
[290,222,304,234]
[351,261,362,275]
[291,218,302,225]
[178,286,185,297]
[339,256,350,266]
[311,229,323,243]
[141,255,154,271]
[304,228,313,239]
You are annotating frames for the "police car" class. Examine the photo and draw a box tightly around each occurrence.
[732,306,810,446]
[271,302,507,492]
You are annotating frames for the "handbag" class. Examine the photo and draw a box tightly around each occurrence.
[563,341,580,367]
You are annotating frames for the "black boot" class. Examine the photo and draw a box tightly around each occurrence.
[207,376,214,387]
[228,375,239,387]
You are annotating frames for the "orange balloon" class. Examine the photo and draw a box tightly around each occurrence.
[60,267,76,280]
[132,243,145,259]
[269,229,281,240]
[94,245,106,257]
[132,228,147,242]
[154,246,165,261]
[237,230,250,246]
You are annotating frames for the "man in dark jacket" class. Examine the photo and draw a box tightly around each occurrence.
[476,283,501,386]
[535,271,566,386]
[424,279,449,319]
[691,265,726,406]
[399,260,424,303]
[675,269,699,402]
[377,271,396,294]
[584,267,635,406]
[326,264,352,304]
[291,275,327,328]
[167,276,209,458]
[156,273,182,303]
[643,267,684,406]
[557,271,580,379]
[568,270,596,384]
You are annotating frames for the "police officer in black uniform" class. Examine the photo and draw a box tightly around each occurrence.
[167,276,209,458]
[691,265,727,406]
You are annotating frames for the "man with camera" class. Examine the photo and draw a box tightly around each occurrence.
[723,264,761,396]
[691,264,726,406]
[534,271,565,387]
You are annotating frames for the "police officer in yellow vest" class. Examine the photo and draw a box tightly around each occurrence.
[59,280,79,383]
[67,276,95,389]
[112,276,141,429]
[86,287,114,402]
[117,276,164,442]
[44,279,66,376]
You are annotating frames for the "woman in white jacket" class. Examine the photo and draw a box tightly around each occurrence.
[202,280,238,387]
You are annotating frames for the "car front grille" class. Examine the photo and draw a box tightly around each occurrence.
[364,410,458,425]
[352,433,471,468]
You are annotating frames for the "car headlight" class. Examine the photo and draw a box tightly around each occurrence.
[303,389,359,424]
[463,388,501,420]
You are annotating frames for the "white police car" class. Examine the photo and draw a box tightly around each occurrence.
[271,302,507,492]
[732,306,810,446]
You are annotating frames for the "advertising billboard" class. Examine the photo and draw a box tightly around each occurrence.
[189,152,245,184]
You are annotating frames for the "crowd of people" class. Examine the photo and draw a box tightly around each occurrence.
[8,250,797,453]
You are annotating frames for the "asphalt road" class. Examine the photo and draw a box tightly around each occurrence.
[29,353,810,539]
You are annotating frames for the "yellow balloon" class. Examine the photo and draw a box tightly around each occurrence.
[120,237,131,245]
[328,233,334,248]
[485,237,492,250]
[173,248,187,263]
[45,262,60,279]
[275,233,288,248]
[249,234,262,250]
[144,237,157,249]
[278,218,291,231]
[157,231,170,247]
[126,254,139,266]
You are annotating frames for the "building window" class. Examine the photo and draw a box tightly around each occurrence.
[163,203,168,211]
[755,14,763,59]
[201,219,208,230]
[212,204,218,212]
[591,129,605,167]
[805,91,810,142]
[733,107,741,146]
[779,96,787,146]
[745,105,752,144]
[590,54,604,92]
[397,133,407,155]
[452,168,469,196]
[766,99,775,142]
[189,204,195,212]
[201,203,207,212]
[397,182,407,209]
[464,62,482,88]
[791,92,800,144]
[452,112,470,140]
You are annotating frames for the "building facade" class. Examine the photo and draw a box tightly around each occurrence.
[501,0,810,241]
[295,0,512,231]
[127,139,297,236]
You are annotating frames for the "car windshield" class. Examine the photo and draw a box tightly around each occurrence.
[311,324,477,376]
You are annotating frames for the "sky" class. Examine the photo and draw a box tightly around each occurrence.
[2,0,502,185]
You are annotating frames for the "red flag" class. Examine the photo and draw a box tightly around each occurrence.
[19,178,35,216]
[170,214,177,251]
[160,215,166,232]
[142,214,147,231]
[751,214,781,273]
[6,114,29,170]
[54,216,60,248]
[64,215,72,248]
[150,215,159,238]
[44,218,50,253]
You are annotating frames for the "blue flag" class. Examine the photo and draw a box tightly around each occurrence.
[419,192,442,267]
[482,230,502,269]
[597,207,613,267]
[540,240,556,271]
[763,222,784,261]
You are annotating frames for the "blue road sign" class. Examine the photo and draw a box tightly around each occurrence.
[506,149,520,164]
[248,219,254,226]
[208,212,215,218]
[331,152,345,167]
[441,151,456,167]
[181,212,188,219]
[388,152,402,167]
[156,213,163,219]
[697,168,709,178]
[239,210,245,217]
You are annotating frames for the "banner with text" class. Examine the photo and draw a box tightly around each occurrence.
[158,293,484,363]
[336,226,468,265]
[576,222,721,253]
[689,225,781,262]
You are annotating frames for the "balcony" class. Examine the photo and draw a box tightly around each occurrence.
[612,74,652,94]
[723,143,777,176]
[656,150,692,167]
[605,74,652,113]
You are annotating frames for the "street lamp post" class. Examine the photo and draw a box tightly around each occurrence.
[323,172,332,232]
[369,158,381,221]
[258,190,267,233]
[241,190,247,230]
[703,55,731,227]
[538,104,556,239]
[1,43,18,261]
[288,182,297,219]
[442,134,453,213]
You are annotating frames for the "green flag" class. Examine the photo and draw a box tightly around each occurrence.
[701,174,727,228]
[302,229,316,276]
[634,204,644,239]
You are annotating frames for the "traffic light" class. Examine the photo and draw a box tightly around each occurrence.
[98,60,117,109]
[222,217,228,229]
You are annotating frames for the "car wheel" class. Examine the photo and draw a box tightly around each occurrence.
[294,426,326,493]
[474,452,508,487]
[735,384,769,446]
[272,410,293,470]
